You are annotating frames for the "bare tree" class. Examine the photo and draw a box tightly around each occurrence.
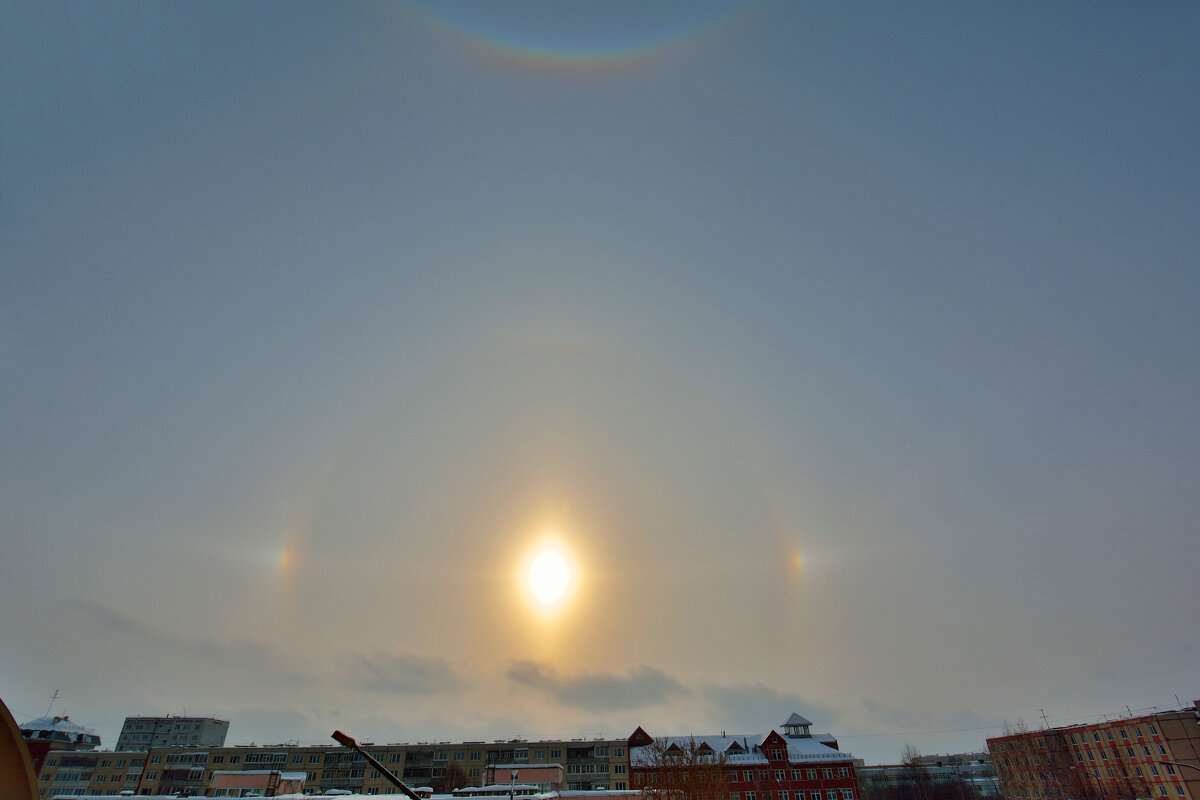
[432,763,471,795]
[635,737,729,800]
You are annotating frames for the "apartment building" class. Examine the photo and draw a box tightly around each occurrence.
[35,734,630,797]
[115,715,229,752]
[987,702,1200,800]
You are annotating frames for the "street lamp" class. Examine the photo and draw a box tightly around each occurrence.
[331,729,424,800]
[1161,761,1200,776]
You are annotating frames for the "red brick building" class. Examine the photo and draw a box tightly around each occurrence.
[987,702,1200,800]
[629,713,859,800]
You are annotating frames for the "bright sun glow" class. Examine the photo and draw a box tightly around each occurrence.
[527,547,573,607]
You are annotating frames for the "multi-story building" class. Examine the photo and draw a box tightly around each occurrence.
[857,754,999,800]
[18,716,101,776]
[115,715,229,751]
[34,734,631,798]
[987,701,1200,800]
[629,712,859,800]
[38,720,873,798]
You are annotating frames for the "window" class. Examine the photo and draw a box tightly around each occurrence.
[471,752,481,761]
[747,792,756,800]
[1177,786,1186,797]
[1069,736,1077,745]
[1149,726,1158,736]
[615,748,625,757]
[744,771,753,782]
[1106,732,1114,741]
[822,769,833,780]
[807,770,817,780]
[1120,730,1129,739]
[792,770,802,781]
[771,750,783,761]
[1159,745,1167,756]
[1101,752,1108,761]
[310,754,321,764]
[1127,748,1136,757]
[729,773,739,783]
[731,793,741,800]
[1157,788,1167,797]
[1143,747,1152,756]
[841,790,854,800]
[838,768,849,779]
[1151,766,1160,777]
[776,771,786,781]
[1165,765,1176,775]
[150,756,161,765]
[826,791,837,800]
[551,750,562,759]
[796,793,805,800]
[780,791,790,800]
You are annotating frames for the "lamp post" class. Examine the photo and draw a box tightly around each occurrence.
[1161,761,1200,776]
[331,729,424,800]
[510,769,518,800]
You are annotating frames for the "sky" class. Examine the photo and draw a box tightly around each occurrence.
[2,0,1198,766]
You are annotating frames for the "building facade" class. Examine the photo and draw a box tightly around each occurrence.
[115,716,229,752]
[33,714,858,799]
[629,713,859,800]
[857,755,999,800]
[987,702,1200,800]
[18,716,101,776]
[33,735,629,798]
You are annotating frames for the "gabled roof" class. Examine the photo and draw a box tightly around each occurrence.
[630,733,851,766]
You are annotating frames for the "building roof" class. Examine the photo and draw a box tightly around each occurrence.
[19,716,101,747]
[783,714,813,727]
[631,733,852,766]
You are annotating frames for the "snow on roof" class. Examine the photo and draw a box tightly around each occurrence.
[21,716,98,736]
[630,733,851,766]
[782,714,813,727]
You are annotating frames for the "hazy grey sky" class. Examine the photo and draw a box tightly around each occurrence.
[2,1,1197,764]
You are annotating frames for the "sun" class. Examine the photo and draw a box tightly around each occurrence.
[526,547,573,608]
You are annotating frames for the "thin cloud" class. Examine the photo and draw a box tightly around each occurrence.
[63,597,316,688]
[347,652,464,695]
[506,661,688,711]
[66,597,162,640]
[701,682,841,733]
